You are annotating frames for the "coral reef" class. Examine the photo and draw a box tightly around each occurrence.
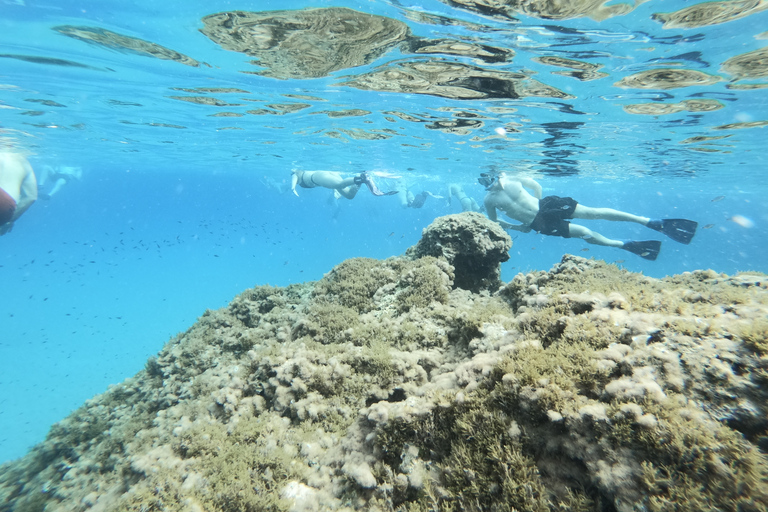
[2,213,768,512]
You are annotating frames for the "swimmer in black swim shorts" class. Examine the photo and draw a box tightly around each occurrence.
[481,172,697,261]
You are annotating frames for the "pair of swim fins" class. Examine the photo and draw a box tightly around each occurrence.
[622,218,698,261]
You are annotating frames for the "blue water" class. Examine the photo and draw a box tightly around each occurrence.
[1,0,767,463]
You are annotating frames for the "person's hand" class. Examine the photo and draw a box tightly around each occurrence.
[501,221,531,233]
[0,222,13,235]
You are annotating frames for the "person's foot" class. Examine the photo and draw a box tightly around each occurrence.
[356,172,397,196]
[646,219,663,232]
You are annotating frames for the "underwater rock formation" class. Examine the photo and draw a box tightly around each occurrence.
[2,214,768,512]
[406,211,511,293]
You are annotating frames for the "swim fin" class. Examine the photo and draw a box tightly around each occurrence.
[646,218,697,245]
[622,240,661,261]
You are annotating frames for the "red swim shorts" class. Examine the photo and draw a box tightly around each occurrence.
[0,187,17,225]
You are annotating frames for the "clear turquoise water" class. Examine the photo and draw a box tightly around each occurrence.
[0,0,766,463]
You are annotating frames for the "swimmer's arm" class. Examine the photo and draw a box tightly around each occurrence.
[485,198,512,229]
[519,177,542,199]
[12,166,38,221]
[492,217,530,232]
[504,222,532,232]
[291,173,299,196]
[485,199,530,231]
[485,197,498,222]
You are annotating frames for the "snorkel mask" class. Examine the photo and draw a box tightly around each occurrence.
[478,172,498,189]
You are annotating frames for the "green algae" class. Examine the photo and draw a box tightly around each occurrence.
[174,418,298,511]
[312,257,396,313]
[626,395,768,511]
[298,302,361,344]
[394,257,452,314]
[740,317,768,356]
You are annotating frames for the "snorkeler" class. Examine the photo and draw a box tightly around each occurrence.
[291,170,397,199]
[480,172,697,261]
[0,152,38,236]
[38,165,82,199]
[396,179,433,208]
[449,183,482,212]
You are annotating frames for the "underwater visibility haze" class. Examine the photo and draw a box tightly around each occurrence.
[1,0,768,508]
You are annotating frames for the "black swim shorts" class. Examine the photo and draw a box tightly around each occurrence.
[530,195,578,238]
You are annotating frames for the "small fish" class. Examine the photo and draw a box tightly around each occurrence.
[580,248,590,252]
[711,195,725,202]
[614,259,625,264]
[389,232,395,237]
[702,224,715,229]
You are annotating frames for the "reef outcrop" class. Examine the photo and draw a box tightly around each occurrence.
[1,214,767,512]
[406,211,511,293]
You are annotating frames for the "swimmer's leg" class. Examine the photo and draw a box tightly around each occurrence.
[337,184,362,199]
[573,204,649,225]
[570,224,661,260]
[568,223,623,247]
